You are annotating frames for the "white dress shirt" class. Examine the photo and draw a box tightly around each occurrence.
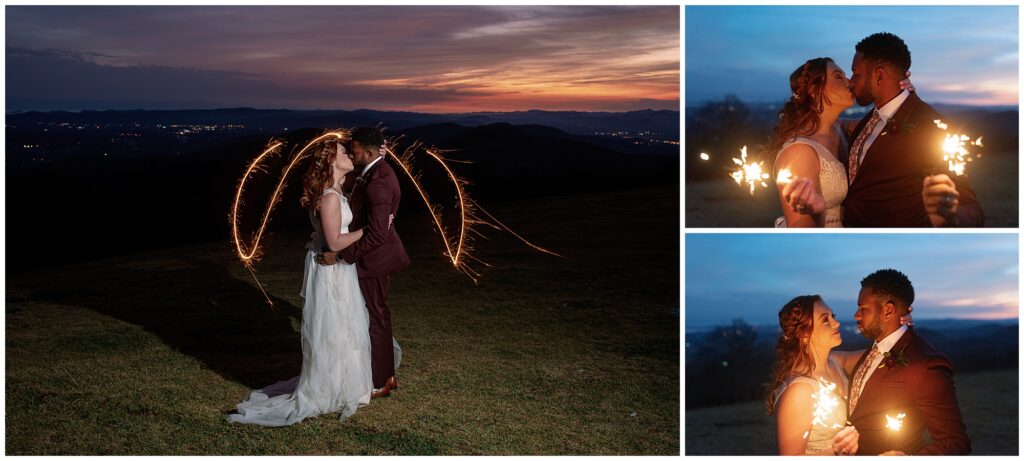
[856,88,912,165]
[361,155,385,178]
[852,324,909,398]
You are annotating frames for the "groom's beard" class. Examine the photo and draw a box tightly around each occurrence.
[860,317,883,340]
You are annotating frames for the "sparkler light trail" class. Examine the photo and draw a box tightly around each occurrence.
[231,130,349,307]
[386,141,564,282]
[232,129,562,294]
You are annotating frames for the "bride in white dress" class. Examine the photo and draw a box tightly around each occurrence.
[773,57,852,228]
[766,295,863,455]
[227,142,375,427]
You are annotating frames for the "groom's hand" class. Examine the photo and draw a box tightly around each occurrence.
[922,174,959,227]
[316,251,339,266]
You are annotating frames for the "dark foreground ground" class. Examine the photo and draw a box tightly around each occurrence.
[6,186,680,455]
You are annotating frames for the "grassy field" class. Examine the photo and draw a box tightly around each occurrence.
[685,368,1018,455]
[685,150,1018,227]
[6,186,680,455]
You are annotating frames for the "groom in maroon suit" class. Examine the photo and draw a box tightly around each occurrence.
[321,126,410,398]
[848,269,970,455]
[843,32,983,227]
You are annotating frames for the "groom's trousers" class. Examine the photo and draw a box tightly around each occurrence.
[359,275,394,389]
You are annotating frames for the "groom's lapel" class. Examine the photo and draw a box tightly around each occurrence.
[852,330,915,418]
[854,94,921,186]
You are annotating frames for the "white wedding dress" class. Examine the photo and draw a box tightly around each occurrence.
[227,189,398,427]
[775,123,849,228]
[772,357,850,455]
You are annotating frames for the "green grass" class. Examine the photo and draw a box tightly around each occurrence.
[684,369,1018,455]
[6,186,680,455]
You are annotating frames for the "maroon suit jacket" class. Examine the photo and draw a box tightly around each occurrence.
[841,93,983,227]
[339,158,411,279]
[847,329,971,455]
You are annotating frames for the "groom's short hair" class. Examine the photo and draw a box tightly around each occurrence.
[351,126,385,152]
[861,269,914,310]
[855,32,911,75]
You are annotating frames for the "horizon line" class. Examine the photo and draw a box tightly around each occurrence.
[5,106,681,116]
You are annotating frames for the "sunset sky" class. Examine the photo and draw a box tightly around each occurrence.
[686,5,1019,107]
[6,6,679,113]
[686,234,1019,328]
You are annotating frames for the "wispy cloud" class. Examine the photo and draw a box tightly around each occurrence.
[6,6,679,112]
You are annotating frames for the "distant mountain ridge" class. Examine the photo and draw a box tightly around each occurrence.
[7,107,680,139]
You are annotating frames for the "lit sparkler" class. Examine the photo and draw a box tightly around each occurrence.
[885,413,907,432]
[933,119,982,177]
[700,152,710,161]
[729,145,771,195]
[810,377,844,431]
[776,168,794,186]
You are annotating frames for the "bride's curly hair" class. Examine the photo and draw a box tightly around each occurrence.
[300,140,343,211]
[770,57,834,155]
[764,294,822,415]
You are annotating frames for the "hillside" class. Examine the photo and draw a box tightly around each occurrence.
[6,186,680,455]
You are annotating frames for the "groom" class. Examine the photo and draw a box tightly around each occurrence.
[842,32,983,227]
[847,269,970,455]
[320,126,410,398]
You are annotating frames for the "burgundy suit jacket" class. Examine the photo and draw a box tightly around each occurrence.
[339,159,411,279]
[841,93,983,227]
[847,329,971,455]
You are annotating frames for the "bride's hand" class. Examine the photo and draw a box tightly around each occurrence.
[899,71,914,92]
[782,177,826,215]
[831,425,859,455]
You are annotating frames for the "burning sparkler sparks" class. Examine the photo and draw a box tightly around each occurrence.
[700,152,710,161]
[729,145,772,195]
[885,413,907,432]
[811,377,844,431]
[776,168,793,186]
[933,119,982,177]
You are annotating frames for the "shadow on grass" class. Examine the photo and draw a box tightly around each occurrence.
[23,257,304,390]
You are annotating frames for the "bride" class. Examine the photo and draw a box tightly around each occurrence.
[773,57,853,228]
[227,140,374,426]
[765,295,863,455]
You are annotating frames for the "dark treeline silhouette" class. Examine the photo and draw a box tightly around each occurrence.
[685,95,1019,183]
[685,318,1018,410]
[6,111,678,274]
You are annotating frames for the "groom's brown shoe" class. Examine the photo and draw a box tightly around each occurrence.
[387,376,398,390]
[371,384,391,399]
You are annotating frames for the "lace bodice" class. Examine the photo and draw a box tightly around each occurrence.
[306,188,352,252]
[773,357,850,455]
[775,123,849,227]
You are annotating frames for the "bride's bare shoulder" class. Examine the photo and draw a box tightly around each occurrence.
[775,142,819,175]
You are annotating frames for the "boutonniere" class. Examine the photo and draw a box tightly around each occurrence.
[879,345,910,369]
[880,118,916,136]
[355,176,367,187]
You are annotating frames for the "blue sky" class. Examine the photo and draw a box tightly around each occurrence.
[685,6,1018,106]
[685,234,1019,328]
